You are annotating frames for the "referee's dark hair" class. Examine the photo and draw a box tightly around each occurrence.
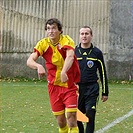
[81,26,93,35]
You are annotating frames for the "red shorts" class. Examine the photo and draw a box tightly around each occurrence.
[48,84,78,115]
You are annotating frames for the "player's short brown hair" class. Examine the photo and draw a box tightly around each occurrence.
[45,18,63,33]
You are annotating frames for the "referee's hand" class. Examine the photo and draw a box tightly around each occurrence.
[101,96,108,102]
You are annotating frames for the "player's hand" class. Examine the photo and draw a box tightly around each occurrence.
[37,64,46,79]
[60,71,68,82]
[101,96,108,102]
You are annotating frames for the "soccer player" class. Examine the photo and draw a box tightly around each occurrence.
[75,26,109,133]
[27,18,80,133]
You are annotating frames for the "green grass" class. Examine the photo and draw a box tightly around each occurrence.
[95,83,133,133]
[1,79,133,133]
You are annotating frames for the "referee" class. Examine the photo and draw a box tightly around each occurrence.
[75,26,109,133]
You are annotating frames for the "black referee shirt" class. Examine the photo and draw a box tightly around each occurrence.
[75,43,109,96]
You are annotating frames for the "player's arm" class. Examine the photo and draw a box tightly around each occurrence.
[61,49,74,82]
[27,52,46,79]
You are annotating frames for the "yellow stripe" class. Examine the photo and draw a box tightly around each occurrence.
[77,57,82,60]
[86,58,97,61]
[53,110,65,116]
[97,59,105,93]
[66,108,77,113]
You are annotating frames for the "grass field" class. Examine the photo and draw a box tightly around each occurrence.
[1,79,133,133]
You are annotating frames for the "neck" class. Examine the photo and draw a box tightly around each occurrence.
[81,43,91,48]
[51,36,60,45]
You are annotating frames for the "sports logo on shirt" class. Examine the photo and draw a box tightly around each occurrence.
[87,61,94,68]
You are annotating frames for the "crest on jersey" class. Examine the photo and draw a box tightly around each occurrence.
[57,43,61,49]
[87,61,94,68]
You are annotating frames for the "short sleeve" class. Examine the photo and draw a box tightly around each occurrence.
[34,39,48,56]
[62,35,75,50]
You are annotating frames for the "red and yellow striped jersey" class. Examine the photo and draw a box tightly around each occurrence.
[34,34,80,88]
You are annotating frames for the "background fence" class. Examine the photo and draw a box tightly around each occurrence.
[0,0,132,80]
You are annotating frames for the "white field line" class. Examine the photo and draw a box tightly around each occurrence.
[95,110,133,133]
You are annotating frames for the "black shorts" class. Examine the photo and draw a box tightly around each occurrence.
[78,82,99,113]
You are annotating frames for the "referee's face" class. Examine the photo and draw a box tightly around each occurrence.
[80,28,93,45]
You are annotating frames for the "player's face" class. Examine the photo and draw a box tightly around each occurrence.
[80,28,93,45]
[46,24,61,41]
